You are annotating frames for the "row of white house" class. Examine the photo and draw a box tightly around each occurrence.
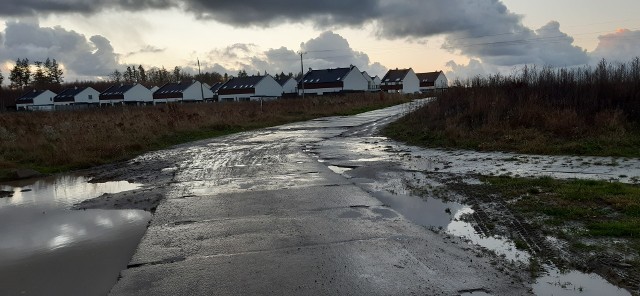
[16,66,447,110]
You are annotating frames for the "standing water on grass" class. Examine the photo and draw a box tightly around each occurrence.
[0,174,150,296]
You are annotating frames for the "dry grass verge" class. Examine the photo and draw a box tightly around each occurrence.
[384,59,640,157]
[0,93,410,180]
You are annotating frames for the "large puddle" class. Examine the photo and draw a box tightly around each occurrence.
[317,135,636,296]
[0,175,149,296]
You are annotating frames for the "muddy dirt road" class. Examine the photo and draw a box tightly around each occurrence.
[92,101,530,295]
[94,100,640,295]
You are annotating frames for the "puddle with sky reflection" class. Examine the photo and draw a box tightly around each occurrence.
[0,174,149,296]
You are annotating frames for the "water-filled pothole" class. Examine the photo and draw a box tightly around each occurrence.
[0,174,148,295]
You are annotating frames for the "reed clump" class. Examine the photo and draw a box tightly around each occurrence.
[384,58,640,157]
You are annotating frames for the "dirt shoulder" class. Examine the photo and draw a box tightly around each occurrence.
[435,174,640,294]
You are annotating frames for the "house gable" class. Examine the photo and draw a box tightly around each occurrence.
[254,75,283,98]
[342,66,368,91]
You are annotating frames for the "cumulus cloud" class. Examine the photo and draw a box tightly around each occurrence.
[5,0,633,82]
[204,31,387,77]
[301,31,387,75]
[445,59,493,81]
[0,19,121,78]
[591,29,640,63]
[444,21,588,67]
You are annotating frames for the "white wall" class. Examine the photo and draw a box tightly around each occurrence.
[33,90,57,106]
[154,98,181,104]
[282,78,298,94]
[125,84,153,103]
[255,76,283,99]
[402,69,420,94]
[183,82,213,101]
[372,76,381,90]
[74,88,101,104]
[300,87,342,96]
[435,73,448,89]
[343,67,368,91]
[218,94,252,101]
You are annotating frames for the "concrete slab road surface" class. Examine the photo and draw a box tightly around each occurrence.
[109,101,531,295]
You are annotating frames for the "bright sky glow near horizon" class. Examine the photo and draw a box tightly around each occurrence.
[0,0,639,82]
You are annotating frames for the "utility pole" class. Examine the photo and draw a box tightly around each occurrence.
[198,58,205,101]
[298,51,307,99]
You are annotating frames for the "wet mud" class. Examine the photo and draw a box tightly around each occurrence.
[9,99,638,295]
[308,102,640,295]
[104,101,537,295]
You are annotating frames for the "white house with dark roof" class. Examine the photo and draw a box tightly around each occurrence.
[417,71,448,92]
[276,76,298,95]
[218,75,282,102]
[372,76,381,90]
[53,87,100,107]
[16,90,57,111]
[361,71,381,91]
[209,82,223,101]
[299,65,368,95]
[153,80,213,104]
[380,68,420,94]
[100,83,153,106]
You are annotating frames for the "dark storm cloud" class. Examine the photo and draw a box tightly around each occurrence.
[1,0,609,81]
[0,20,120,77]
[0,0,175,16]
[183,0,380,27]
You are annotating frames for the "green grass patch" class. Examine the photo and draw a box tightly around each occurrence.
[479,176,640,254]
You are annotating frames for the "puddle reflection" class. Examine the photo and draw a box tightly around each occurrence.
[533,266,631,296]
[0,174,141,209]
[0,174,149,296]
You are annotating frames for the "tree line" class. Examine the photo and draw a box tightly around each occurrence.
[0,58,300,92]
[6,58,64,90]
[108,66,295,87]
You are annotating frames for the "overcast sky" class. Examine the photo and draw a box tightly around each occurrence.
[0,0,639,83]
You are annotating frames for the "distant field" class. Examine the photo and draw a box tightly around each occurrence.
[0,93,411,180]
[384,59,640,157]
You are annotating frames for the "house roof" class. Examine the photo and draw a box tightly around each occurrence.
[209,82,223,93]
[417,71,442,83]
[382,69,411,83]
[302,67,354,84]
[220,76,265,91]
[17,90,52,102]
[155,81,194,95]
[276,76,294,86]
[54,87,91,101]
[102,84,135,96]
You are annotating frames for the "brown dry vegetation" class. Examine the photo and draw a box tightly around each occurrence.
[384,59,640,157]
[0,93,410,179]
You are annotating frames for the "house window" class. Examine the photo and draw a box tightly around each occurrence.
[89,95,93,100]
